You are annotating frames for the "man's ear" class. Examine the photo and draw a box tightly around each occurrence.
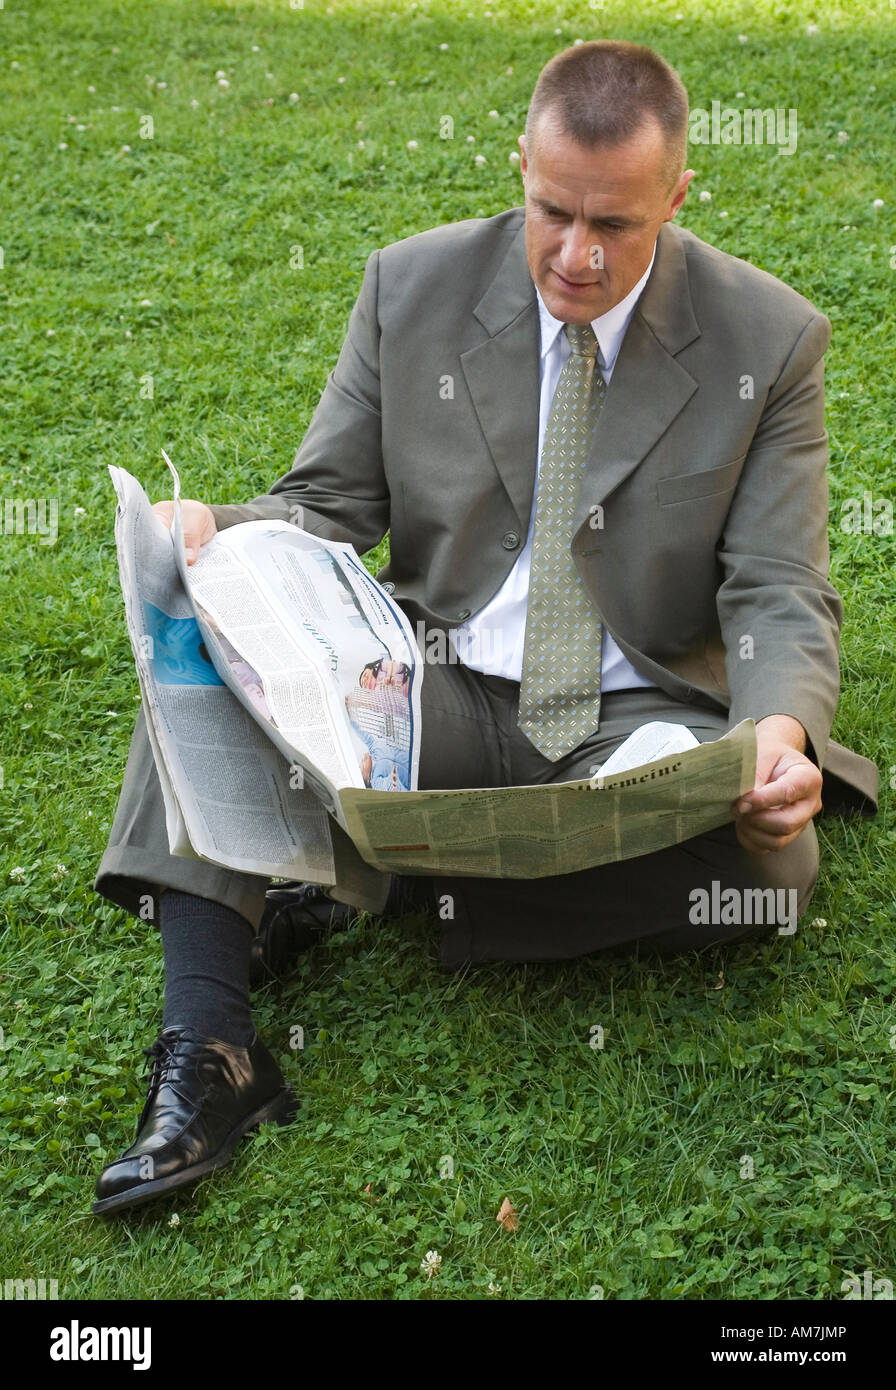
[665,168,695,222]
[518,132,527,181]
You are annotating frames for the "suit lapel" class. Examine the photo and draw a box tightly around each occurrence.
[572,222,701,536]
[460,217,541,531]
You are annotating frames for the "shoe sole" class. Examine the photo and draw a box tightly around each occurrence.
[91,1086,299,1216]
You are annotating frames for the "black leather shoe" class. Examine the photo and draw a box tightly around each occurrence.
[249,882,359,988]
[92,1027,298,1215]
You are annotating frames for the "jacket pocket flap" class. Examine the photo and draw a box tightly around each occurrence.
[657,455,746,507]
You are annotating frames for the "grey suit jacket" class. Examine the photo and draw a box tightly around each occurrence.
[210,208,878,815]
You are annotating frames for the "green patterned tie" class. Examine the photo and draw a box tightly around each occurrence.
[518,322,606,760]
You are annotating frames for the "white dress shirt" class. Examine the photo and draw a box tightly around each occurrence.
[452,243,658,694]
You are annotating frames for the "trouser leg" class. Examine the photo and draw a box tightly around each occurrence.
[93,704,273,931]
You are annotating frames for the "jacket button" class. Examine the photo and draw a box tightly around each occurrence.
[457,609,471,621]
[502,531,520,550]
[381,581,395,594]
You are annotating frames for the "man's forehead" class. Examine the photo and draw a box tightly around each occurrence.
[527,114,668,188]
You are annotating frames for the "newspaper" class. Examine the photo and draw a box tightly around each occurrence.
[109,457,757,891]
[340,718,755,878]
[108,458,420,908]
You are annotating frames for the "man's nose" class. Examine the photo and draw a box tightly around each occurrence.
[558,222,598,275]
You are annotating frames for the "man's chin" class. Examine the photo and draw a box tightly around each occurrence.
[539,279,609,323]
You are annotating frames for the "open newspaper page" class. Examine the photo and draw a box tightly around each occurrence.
[163,457,422,826]
[108,465,337,883]
[339,719,757,878]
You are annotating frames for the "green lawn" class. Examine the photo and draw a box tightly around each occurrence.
[1,0,894,1300]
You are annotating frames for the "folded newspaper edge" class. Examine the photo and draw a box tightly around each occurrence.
[109,457,758,888]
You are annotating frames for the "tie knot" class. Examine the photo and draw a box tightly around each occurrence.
[564,322,599,359]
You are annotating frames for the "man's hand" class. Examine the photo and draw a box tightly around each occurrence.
[152,499,217,565]
[732,714,822,854]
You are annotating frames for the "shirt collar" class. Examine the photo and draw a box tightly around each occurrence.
[536,241,657,373]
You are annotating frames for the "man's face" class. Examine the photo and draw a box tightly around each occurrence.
[520,114,693,324]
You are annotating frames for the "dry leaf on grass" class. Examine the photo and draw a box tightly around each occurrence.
[496,1197,518,1231]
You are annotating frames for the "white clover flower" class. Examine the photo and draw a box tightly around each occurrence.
[720,210,729,217]
[68,115,77,124]
[807,23,819,36]
[358,140,365,150]
[139,298,152,305]
[736,91,745,98]
[738,34,748,44]
[252,45,260,53]
[52,863,68,879]
[487,1280,501,1294]
[387,79,396,86]
[168,1212,180,1227]
[74,506,87,516]
[9,867,26,882]
[46,328,56,336]
[837,131,849,144]
[810,918,828,928]
[439,43,449,51]
[120,144,131,153]
[218,78,230,89]
[509,151,520,164]
[215,69,227,79]
[76,124,86,131]
[156,81,167,89]
[475,154,487,166]
[88,85,96,94]
[466,135,475,143]
[11,61,22,70]
[699,190,712,201]
[488,109,499,119]
[55,1096,67,1106]
[190,99,199,108]
[289,92,299,104]
[420,1250,442,1278]
[58,142,68,150]
[506,67,513,76]
[873,198,884,209]
[337,76,345,84]
[407,139,418,151]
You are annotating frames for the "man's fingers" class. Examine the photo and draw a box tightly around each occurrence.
[736,766,820,815]
[151,498,217,564]
[737,802,813,839]
[735,821,800,854]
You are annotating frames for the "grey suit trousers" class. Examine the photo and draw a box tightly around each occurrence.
[94,652,819,970]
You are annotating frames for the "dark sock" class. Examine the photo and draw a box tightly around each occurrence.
[159,890,255,1048]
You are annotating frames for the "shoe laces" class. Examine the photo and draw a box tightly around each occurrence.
[141,1033,198,1111]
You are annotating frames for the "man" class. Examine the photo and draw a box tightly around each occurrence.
[91,40,877,1215]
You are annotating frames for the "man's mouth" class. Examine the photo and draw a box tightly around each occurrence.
[552,270,598,291]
